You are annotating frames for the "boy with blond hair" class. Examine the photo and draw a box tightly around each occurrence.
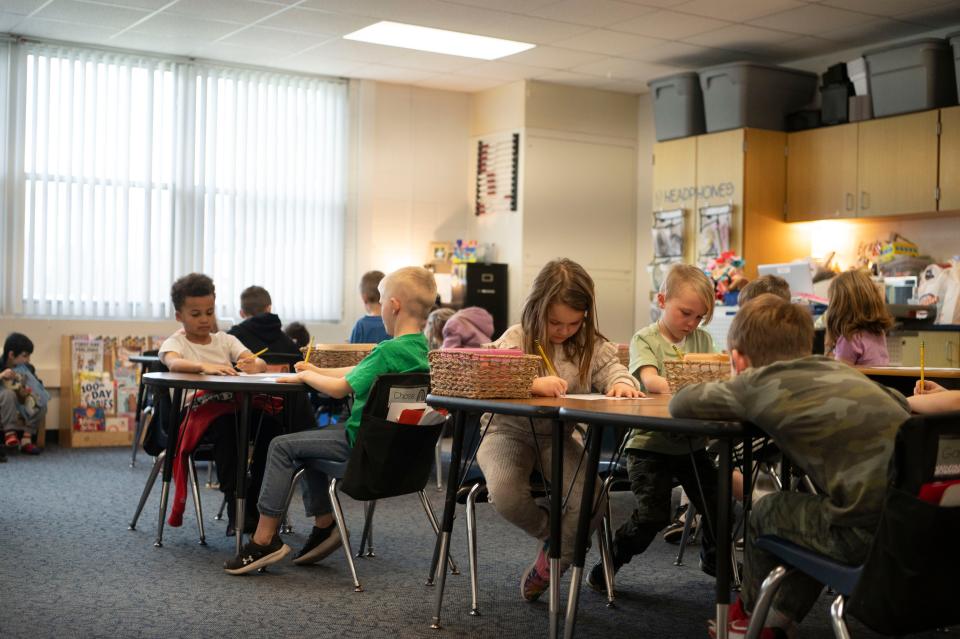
[349,270,390,344]
[224,267,436,575]
[670,294,911,639]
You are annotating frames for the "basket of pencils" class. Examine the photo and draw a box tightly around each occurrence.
[664,353,731,392]
[428,349,543,399]
[301,343,375,368]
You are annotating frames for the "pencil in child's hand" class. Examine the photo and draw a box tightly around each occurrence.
[303,339,314,364]
[672,344,686,359]
[244,347,268,361]
[919,340,925,394]
[535,339,558,377]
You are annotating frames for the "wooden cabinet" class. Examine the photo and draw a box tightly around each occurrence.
[891,330,960,368]
[652,128,807,279]
[939,106,960,211]
[786,123,858,221]
[857,110,939,216]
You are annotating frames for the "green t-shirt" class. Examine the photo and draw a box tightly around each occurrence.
[626,321,716,454]
[343,332,430,445]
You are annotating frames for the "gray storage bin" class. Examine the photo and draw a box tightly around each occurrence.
[648,72,705,141]
[949,31,960,101]
[698,62,816,132]
[864,38,957,117]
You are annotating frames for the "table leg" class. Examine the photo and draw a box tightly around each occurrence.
[155,387,183,548]
[235,392,251,556]
[715,438,732,639]
[563,424,602,639]
[130,373,147,468]
[431,410,466,630]
[549,419,563,639]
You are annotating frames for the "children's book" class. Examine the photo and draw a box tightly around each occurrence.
[105,416,132,432]
[74,407,105,431]
[79,372,116,414]
[72,337,104,374]
[116,386,139,415]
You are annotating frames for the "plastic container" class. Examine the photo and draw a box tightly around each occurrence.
[648,72,705,141]
[698,62,817,132]
[949,31,960,100]
[846,57,870,96]
[863,38,957,117]
[821,83,853,124]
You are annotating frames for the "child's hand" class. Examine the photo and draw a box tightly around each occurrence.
[532,376,568,397]
[294,361,319,373]
[0,368,14,380]
[235,356,260,373]
[276,372,304,384]
[914,380,945,395]
[607,382,644,398]
[201,362,237,376]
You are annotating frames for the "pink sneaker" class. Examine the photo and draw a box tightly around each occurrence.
[520,541,551,601]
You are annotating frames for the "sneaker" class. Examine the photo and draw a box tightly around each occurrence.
[664,513,699,545]
[292,524,344,565]
[520,541,552,601]
[223,536,291,575]
[586,559,618,593]
[699,548,717,578]
[20,442,42,455]
[4,432,18,451]
[707,598,790,639]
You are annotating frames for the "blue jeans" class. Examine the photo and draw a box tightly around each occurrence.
[257,424,351,519]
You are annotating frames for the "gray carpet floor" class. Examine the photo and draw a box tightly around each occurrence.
[0,445,947,638]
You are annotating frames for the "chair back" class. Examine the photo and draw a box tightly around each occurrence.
[141,353,172,457]
[340,373,444,501]
[847,410,960,634]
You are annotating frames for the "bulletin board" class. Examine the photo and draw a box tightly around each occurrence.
[58,335,164,448]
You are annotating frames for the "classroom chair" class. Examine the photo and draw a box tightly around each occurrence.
[745,411,960,639]
[279,373,453,592]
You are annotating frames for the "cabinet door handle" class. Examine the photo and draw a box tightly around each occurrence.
[948,341,956,365]
[860,191,870,210]
[845,193,854,211]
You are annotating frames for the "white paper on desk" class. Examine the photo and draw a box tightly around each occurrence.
[563,393,652,401]
[237,372,294,378]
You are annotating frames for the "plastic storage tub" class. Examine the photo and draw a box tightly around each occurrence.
[863,38,957,117]
[698,62,817,132]
[648,72,705,141]
[950,31,960,100]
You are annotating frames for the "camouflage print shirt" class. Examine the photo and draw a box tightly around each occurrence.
[669,355,910,528]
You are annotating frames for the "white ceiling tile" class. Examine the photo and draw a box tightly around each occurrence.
[83,0,177,9]
[616,0,690,7]
[571,56,681,82]
[629,40,732,67]
[387,50,480,73]
[748,4,875,37]
[685,23,796,50]
[498,45,608,70]
[108,30,205,55]
[458,60,544,81]
[820,0,952,18]
[2,0,49,15]
[614,9,731,39]
[13,17,118,43]
[258,7,373,36]
[350,64,434,83]
[221,25,326,53]
[125,13,240,39]
[769,36,840,61]
[166,0,284,23]
[526,0,658,29]
[532,69,609,87]
[438,0,557,12]
[192,41,291,66]
[597,77,651,93]
[552,29,667,58]
[818,17,929,45]
[894,3,960,27]
[274,55,366,77]
[672,0,806,22]
[34,0,151,29]
[414,73,505,92]
[302,37,415,64]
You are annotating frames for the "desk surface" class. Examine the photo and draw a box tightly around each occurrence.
[858,366,960,379]
[143,371,307,393]
[129,355,161,365]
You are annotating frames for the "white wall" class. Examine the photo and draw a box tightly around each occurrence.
[634,93,655,326]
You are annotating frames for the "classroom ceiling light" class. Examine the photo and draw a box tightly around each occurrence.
[343,21,535,60]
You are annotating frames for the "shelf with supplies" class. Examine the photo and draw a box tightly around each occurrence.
[58,334,164,448]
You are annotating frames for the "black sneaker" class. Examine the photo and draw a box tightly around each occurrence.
[663,514,698,545]
[586,558,621,593]
[223,536,291,575]
[699,548,717,578]
[292,524,344,565]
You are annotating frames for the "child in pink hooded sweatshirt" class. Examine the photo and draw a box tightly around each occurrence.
[442,306,495,348]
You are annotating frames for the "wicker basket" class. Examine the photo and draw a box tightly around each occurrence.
[664,357,731,392]
[429,350,543,399]
[616,343,630,369]
[301,344,374,368]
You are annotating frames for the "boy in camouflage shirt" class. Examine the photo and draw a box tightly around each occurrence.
[670,294,910,639]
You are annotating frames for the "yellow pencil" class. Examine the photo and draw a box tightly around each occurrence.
[240,347,268,363]
[672,344,686,359]
[303,339,314,364]
[919,340,925,394]
[535,339,558,377]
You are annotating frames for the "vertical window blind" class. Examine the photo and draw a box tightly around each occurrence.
[4,41,347,321]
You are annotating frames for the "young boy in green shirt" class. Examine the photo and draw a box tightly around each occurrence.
[224,266,437,575]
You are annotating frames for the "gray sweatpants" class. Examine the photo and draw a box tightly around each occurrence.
[0,387,46,436]
[742,491,874,622]
[476,416,604,569]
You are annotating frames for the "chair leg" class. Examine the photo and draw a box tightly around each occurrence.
[187,454,206,545]
[597,517,616,607]
[356,501,377,558]
[465,483,482,615]
[215,494,227,521]
[329,478,363,592]
[418,490,459,575]
[435,435,444,492]
[674,503,697,566]
[205,460,215,488]
[762,463,784,492]
[830,595,851,639]
[744,565,791,639]
[280,468,305,535]
[129,452,165,530]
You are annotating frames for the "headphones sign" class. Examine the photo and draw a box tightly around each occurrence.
[658,182,735,204]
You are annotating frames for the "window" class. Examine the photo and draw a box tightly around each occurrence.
[3,41,348,321]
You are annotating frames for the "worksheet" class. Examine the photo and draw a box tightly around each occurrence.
[563,393,653,401]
